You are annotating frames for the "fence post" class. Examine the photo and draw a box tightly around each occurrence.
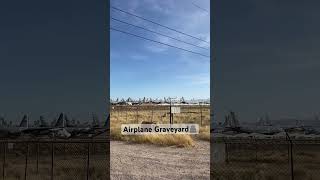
[126,109,128,122]
[223,139,229,164]
[285,132,294,180]
[287,136,290,164]
[172,107,174,124]
[2,142,6,179]
[92,139,96,154]
[290,138,294,180]
[254,138,258,165]
[136,106,138,123]
[86,143,90,180]
[200,103,203,126]
[51,142,54,180]
[24,143,29,180]
[36,142,39,173]
[63,143,66,160]
[169,104,172,124]
[151,107,154,122]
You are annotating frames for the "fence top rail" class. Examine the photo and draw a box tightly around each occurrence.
[112,105,210,109]
[0,138,109,143]
[211,137,320,144]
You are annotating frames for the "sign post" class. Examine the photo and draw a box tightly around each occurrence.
[170,101,172,124]
[170,107,181,124]
[168,97,178,124]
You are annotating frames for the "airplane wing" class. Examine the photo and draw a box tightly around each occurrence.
[21,127,52,133]
[46,128,71,138]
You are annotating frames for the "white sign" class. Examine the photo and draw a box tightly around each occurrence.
[171,107,180,113]
[121,124,199,135]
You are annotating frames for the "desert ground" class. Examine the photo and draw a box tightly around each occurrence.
[110,105,210,179]
[110,140,210,180]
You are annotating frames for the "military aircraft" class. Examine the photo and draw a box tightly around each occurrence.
[0,115,34,137]
[0,116,7,127]
[1,113,110,139]
[36,112,103,138]
[212,111,284,136]
[48,112,108,138]
[0,115,28,137]
[22,115,66,137]
[0,114,71,138]
[73,114,109,138]
[45,113,73,138]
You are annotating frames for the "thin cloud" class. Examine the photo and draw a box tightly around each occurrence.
[130,54,148,61]
[176,73,210,86]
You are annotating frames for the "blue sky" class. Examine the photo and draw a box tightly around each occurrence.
[110,0,210,100]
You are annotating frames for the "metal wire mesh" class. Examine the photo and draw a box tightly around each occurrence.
[211,138,320,180]
[0,140,108,180]
[291,140,320,180]
[111,104,210,126]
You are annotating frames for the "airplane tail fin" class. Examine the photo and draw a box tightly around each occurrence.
[104,114,110,128]
[40,116,48,127]
[19,115,28,127]
[55,113,64,127]
[92,113,100,127]
[0,116,5,127]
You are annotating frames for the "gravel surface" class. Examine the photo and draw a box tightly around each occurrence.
[110,140,210,180]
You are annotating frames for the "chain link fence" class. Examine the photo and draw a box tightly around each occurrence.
[211,137,320,180]
[0,139,109,180]
[111,105,210,127]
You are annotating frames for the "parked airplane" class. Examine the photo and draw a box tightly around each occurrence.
[212,111,283,135]
[1,113,110,139]
[0,114,71,138]
[72,114,109,138]
[0,116,6,127]
[23,116,66,137]
[0,115,34,137]
[49,113,109,138]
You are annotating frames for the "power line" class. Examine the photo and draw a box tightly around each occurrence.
[111,17,209,50]
[191,2,209,13]
[110,27,210,58]
[111,6,210,44]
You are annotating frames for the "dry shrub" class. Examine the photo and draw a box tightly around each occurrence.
[110,106,210,147]
[111,126,194,147]
[196,126,210,141]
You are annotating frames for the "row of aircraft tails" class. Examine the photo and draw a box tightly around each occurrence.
[111,97,210,106]
[212,111,320,139]
[0,113,109,139]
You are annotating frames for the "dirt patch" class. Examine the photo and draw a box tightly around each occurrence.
[110,140,210,180]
